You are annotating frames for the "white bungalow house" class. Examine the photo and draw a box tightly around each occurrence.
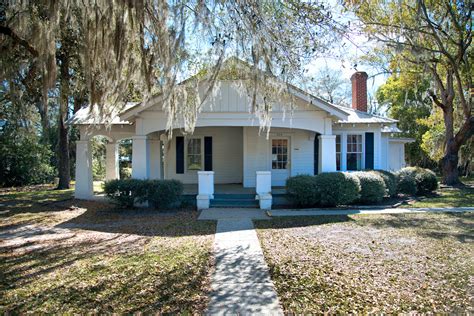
[70,60,411,209]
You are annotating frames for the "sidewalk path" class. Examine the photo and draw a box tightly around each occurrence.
[200,209,282,315]
[269,206,474,217]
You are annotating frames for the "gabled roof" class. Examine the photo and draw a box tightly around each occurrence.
[69,57,399,126]
[68,102,137,125]
[119,57,350,121]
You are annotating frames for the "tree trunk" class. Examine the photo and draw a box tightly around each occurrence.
[57,52,70,190]
[441,145,460,185]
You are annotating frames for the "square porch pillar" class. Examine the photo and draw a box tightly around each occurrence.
[149,139,161,179]
[132,135,149,179]
[75,140,93,199]
[105,142,119,181]
[318,135,337,173]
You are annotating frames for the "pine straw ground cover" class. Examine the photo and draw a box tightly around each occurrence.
[255,213,473,314]
[0,185,216,314]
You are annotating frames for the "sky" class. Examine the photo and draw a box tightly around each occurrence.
[304,1,388,100]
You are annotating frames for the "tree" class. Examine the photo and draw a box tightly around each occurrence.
[376,74,436,168]
[348,0,473,185]
[309,65,351,106]
[0,82,54,187]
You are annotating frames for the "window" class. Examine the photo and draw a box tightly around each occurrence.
[272,139,288,169]
[347,134,362,171]
[336,135,341,171]
[186,138,202,170]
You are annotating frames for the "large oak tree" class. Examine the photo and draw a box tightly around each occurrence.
[348,0,473,185]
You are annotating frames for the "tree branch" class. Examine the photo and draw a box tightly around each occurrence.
[0,25,38,57]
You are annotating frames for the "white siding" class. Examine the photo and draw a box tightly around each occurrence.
[332,125,384,171]
[243,127,314,187]
[380,134,389,170]
[165,127,243,184]
[389,142,406,171]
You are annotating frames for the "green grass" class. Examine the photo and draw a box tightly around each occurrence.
[256,213,474,314]
[404,185,474,208]
[0,185,216,314]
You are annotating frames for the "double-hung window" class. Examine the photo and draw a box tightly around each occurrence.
[336,135,341,171]
[186,138,202,170]
[347,134,362,171]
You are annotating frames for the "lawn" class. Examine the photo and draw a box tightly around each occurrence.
[0,185,216,314]
[256,213,474,314]
[404,184,474,208]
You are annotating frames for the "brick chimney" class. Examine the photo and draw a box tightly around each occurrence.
[351,71,368,112]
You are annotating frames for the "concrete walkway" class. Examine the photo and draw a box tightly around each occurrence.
[269,206,474,217]
[199,209,282,315]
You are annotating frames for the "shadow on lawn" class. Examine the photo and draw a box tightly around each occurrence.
[1,234,210,313]
[255,215,353,230]
[55,204,215,237]
[353,212,474,243]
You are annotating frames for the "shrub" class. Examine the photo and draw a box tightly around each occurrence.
[371,170,397,197]
[286,175,319,207]
[396,167,438,195]
[314,172,361,206]
[103,179,184,209]
[147,179,184,209]
[354,172,386,204]
[103,179,148,208]
[396,170,417,195]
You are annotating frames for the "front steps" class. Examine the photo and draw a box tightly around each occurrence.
[209,194,259,208]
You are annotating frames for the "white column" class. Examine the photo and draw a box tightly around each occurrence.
[149,139,161,180]
[198,171,214,196]
[105,142,119,181]
[319,135,337,173]
[197,171,214,210]
[75,140,93,199]
[132,135,149,179]
[160,134,168,180]
[256,171,272,210]
[256,171,271,195]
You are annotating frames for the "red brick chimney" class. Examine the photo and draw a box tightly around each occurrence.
[351,71,368,112]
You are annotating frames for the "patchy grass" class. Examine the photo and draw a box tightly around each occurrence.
[404,185,474,208]
[256,213,474,314]
[0,186,215,314]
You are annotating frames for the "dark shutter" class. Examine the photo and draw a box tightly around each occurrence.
[204,136,213,171]
[176,136,184,174]
[365,132,374,170]
[314,135,319,175]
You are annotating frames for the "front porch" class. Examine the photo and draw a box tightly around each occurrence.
[182,184,287,195]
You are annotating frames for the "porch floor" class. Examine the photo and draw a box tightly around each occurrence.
[183,184,287,195]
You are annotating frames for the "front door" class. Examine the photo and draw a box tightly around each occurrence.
[270,138,290,186]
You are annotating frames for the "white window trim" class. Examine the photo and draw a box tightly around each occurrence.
[185,136,204,172]
[346,133,365,171]
[333,132,365,171]
[335,134,342,171]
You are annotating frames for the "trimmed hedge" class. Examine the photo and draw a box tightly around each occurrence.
[147,179,184,209]
[103,179,148,208]
[396,167,438,196]
[315,172,361,207]
[103,179,183,209]
[286,175,319,207]
[354,172,386,204]
[370,170,397,197]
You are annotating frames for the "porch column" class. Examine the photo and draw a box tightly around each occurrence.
[197,171,214,210]
[319,135,337,173]
[149,138,161,179]
[75,140,93,199]
[132,135,149,179]
[105,142,119,181]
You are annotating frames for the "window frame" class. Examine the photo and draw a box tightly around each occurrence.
[271,138,290,170]
[185,136,204,172]
[335,134,342,171]
[346,133,364,171]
